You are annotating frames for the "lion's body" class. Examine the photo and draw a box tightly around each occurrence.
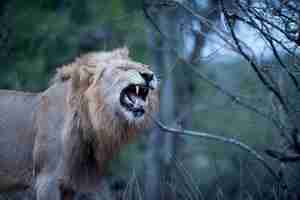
[0,90,38,191]
[0,83,68,190]
[0,48,158,200]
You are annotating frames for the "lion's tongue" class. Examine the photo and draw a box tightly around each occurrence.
[130,94,145,108]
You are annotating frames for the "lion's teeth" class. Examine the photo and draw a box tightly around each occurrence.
[136,86,139,95]
[125,95,131,103]
[126,94,134,103]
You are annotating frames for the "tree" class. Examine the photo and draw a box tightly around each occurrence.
[146,0,300,197]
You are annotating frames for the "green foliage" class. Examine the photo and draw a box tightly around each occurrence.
[0,0,145,91]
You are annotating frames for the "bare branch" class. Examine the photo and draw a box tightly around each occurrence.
[220,0,290,114]
[266,149,300,163]
[236,2,300,92]
[150,115,284,187]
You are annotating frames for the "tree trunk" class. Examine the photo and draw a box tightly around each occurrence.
[144,10,178,200]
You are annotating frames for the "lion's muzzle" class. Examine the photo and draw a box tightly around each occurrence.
[120,72,156,118]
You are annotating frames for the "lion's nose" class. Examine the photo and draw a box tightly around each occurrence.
[140,72,154,84]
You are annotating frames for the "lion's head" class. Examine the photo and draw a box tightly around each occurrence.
[55,48,159,189]
[57,47,159,133]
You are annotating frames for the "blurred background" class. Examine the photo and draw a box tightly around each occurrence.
[1,0,300,199]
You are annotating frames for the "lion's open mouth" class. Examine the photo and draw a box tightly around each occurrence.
[120,84,150,117]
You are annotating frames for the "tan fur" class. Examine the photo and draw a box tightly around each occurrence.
[0,47,159,199]
[59,48,158,193]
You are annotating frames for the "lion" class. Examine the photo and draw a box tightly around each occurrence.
[0,47,159,200]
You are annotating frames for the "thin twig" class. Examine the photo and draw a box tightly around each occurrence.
[220,0,289,115]
[150,115,283,186]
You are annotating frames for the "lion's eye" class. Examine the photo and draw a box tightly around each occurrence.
[116,66,131,71]
[139,72,154,83]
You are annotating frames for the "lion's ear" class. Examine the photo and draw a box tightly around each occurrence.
[114,47,129,59]
[83,67,96,75]
[71,66,95,91]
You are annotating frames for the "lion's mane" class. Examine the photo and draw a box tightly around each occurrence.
[52,48,158,191]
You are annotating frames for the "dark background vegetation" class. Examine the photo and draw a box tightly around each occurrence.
[1,0,300,199]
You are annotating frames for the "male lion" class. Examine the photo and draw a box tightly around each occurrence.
[0,48,159,200]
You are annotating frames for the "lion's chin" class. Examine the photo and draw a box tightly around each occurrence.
[122,107,145,123]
